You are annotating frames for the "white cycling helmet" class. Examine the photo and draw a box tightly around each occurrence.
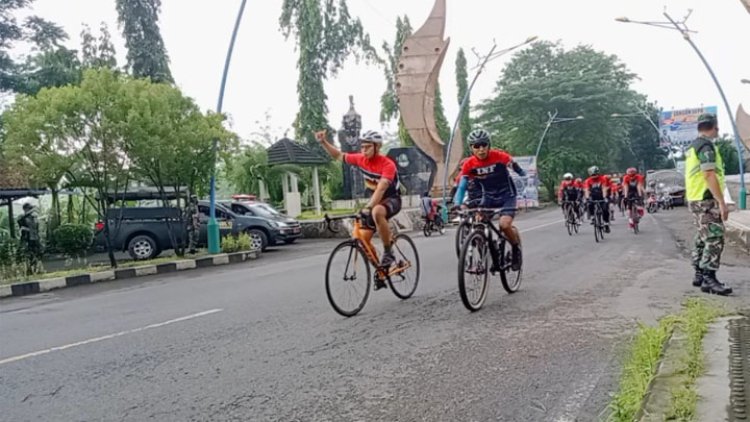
[360,130,383,144]
[563,173,573,180]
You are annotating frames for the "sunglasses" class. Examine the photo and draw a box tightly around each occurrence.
[471,142,489,149]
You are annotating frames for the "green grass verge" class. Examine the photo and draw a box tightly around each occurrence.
[607,298,724,422]
[608,317,676,421]
[1,252,208,285]
[665,298,723,421]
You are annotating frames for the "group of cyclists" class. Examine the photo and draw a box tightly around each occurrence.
[557,166,647,232]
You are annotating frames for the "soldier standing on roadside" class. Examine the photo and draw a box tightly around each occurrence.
[17,203,42,275]
[185,195,200,254]
[684,113,732,295]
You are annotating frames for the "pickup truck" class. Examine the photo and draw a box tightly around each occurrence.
[95,200,280,260]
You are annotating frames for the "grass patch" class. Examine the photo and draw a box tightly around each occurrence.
[1,251,208,285]
[607,298,725,422]
[608,317,676,421]
[665,298,723,421]
[297,208,356,221]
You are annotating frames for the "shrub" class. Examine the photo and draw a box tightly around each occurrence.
[52,224,93,259]
[222,235,238,253]
[236,232,252,251]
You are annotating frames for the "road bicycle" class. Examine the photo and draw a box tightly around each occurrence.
[561,200,580,236]
[588,199,608,243]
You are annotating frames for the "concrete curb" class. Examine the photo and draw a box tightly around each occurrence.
[0,250,260,300]
[726,218,750,251]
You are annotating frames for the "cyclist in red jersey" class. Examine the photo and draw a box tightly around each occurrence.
[316,129,401,285]
[558,173,583,219]
[583,166,611,233]
[453,129,526,269]
[622,167,646,227]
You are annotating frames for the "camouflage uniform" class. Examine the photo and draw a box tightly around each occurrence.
[687,135,724,272]
[185,199,200,254]
[689,200,724,271]
[17,205,42,275]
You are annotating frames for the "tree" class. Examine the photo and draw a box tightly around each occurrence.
[477,41,640,200]
[122,81,237,255]
[280,0,379,151]
[455,48,471,144]
[80,23,117,70]
[716,136,740,175]
[380,16,414,146]
[115,0,173,83]
[434,83,450,142]
[3,69,134,266]
[1,0,72,94]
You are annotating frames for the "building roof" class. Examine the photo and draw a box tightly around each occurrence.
[266,138,329,166]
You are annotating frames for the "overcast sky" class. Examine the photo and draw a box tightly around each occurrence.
[17,0,750,143]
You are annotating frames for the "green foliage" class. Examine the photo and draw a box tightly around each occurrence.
[455,48,471,141]
[477,41,644,193]
[80,23,117,70]
[51,224,92,258]
[716,137,740,175]
[280,0,380,150]
[115,0,173,83]
[0,0,74,94]
[434,83,451,142]
[0,236,27,281]
[221,233,252,253]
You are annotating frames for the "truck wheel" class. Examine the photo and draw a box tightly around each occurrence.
[128,235,158,260]
[247,229,267,252]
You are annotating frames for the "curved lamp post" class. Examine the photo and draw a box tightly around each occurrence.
[440,36,537,218]
[208,0,249,254]
[616,12,747,209]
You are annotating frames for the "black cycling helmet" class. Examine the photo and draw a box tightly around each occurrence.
[467,128,491,145]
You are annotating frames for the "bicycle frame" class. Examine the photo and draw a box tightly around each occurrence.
[467,209,513,272]
[329,215,411,278]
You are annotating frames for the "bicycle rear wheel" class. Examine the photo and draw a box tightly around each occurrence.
[458,231,490,311]
[388,234,420,299]
[325,241,371,317]
[500,227,523,294]
[594,212,602,243]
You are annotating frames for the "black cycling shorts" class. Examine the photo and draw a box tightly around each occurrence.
[364,196,402,229]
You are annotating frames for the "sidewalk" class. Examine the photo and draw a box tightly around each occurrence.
[726,210,750,251]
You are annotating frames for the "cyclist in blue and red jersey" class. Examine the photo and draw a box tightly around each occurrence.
[316,129,401,287]
[453,129,526,270]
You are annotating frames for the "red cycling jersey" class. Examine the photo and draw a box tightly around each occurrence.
[344,153,400,198]
[459,150,516,197]
[584,175,611,198]
[622,174,645,189]
[558,180,581,200]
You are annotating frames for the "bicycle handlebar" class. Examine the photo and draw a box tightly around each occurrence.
[323,213,360,233]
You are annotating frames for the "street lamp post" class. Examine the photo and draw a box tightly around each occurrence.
[534,111,584,162]
[440,36,537,218]
[616,11,747,209]
[207,0,249,254]
[610,110,678,168]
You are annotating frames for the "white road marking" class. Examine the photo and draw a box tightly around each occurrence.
[520,219,564,233]
[0,309,223,366]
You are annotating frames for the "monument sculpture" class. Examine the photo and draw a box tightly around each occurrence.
[337,96,366,199]
[395,0,464,194]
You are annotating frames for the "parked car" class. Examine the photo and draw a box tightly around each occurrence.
[95,200,280,260]
[220,201,302,245]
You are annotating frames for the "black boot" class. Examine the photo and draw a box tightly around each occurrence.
[700,271,733,296]
[692,268,704,287]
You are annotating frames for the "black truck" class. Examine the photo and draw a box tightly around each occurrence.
[95,200,282,260]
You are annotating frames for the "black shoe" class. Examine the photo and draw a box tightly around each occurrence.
[380,250,396,268]
[374,279,387,290]
[604,224,611,233]
[700,272,733,296]
[692,271,704,287]
[511,245,522,271]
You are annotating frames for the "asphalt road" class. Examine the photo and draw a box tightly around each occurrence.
[1,207,747,421]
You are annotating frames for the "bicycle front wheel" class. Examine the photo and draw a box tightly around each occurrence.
[458,231,490,312]
[455,221,471,258]
[325,241,371,317]
[500,227,523,294]
[388,234,420,299]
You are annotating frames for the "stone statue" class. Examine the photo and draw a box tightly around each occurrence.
[337,95,366,199]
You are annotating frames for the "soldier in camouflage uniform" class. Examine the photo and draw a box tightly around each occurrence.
[684,113,732,295]
[17,203,42,275]
[185,195,200,254]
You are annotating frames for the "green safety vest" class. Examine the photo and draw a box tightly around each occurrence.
[684,141,725,201]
